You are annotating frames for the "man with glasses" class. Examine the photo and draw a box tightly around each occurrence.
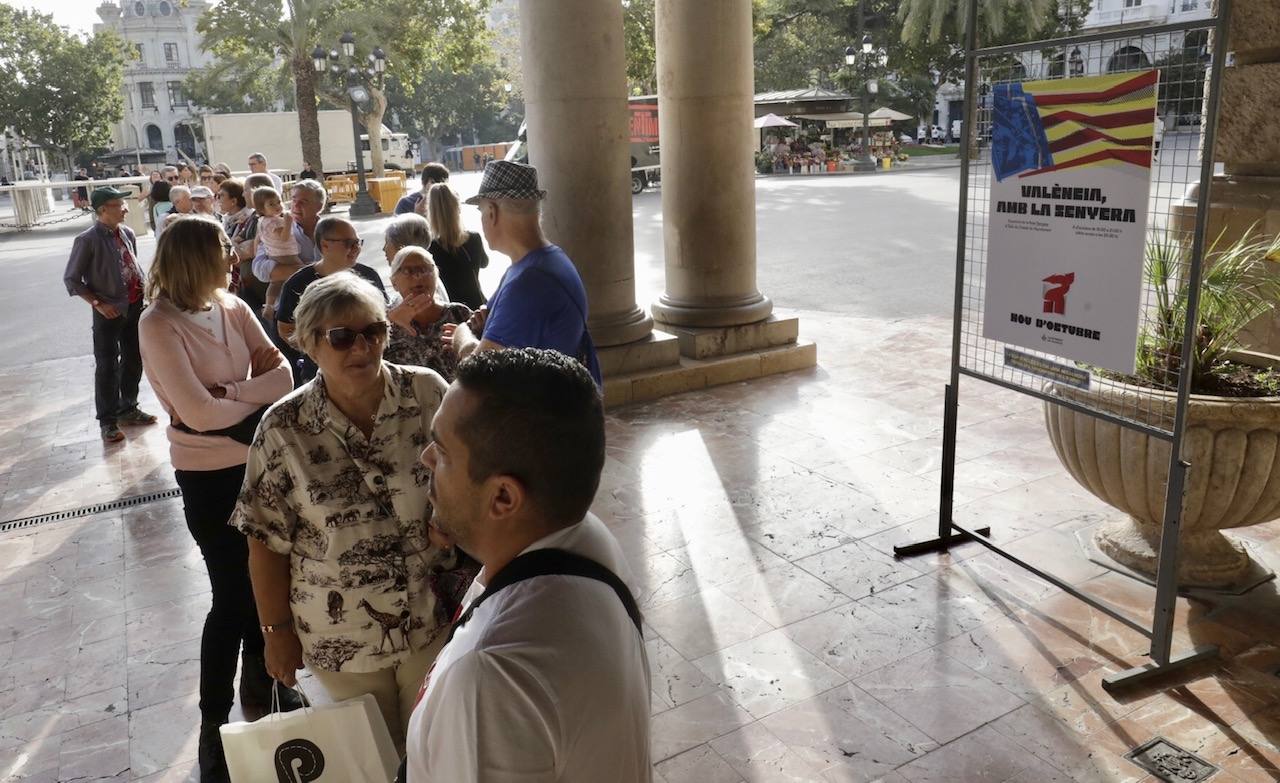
[161,165,180,184]
[247,152,283,191]
[63,187,158,442]
[274,216,386,382]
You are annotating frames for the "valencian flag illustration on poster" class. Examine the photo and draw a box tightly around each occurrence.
[981,70,1158,374]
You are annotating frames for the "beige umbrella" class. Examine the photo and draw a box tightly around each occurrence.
[867,107,914,122]
[753,113,799,129]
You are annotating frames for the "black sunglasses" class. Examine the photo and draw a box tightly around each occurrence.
[321,321,388,351]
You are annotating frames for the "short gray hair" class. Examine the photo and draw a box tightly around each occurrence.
[249,152,267,164]
[170,185,191,201]
[314,215,354,244]
[384,213,431,250]
[293,272,387,355]
[291,178,327,209]
[390,245,437,281]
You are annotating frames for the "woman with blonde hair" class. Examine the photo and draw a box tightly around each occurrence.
[425,183,488,309]
[138,214,298,782]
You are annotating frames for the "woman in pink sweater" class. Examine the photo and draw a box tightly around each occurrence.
[138,214,296,782]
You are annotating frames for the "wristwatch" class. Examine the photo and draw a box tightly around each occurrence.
[260,620,293,634]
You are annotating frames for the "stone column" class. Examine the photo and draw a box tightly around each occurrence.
[651,0,774,328]
[517,0,652,347]
[1209,0,1280,351]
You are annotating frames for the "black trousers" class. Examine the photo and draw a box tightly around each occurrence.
[174,464,264,723]
[92,300,144,425]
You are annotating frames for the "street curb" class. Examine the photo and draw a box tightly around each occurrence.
[754,158,963,181]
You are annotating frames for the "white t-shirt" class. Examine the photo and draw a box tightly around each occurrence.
[405,514,652,783]
[179,302,225,344]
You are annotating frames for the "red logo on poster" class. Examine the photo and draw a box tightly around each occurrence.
[1042,273,1075,315]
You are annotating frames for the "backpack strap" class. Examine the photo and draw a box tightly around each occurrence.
[447,548,642,644]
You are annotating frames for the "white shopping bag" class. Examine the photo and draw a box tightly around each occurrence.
[221,688,398,783]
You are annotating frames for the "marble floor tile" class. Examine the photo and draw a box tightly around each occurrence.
[127,692,201,779]
[760,683,938,782]
[650,691,756,763]
[57,712,131,781]
[646,587,774,661]
[795,542,926,602]
[853,648,1025,744]
[694,629,847,719]
[649,636,723,713]
[896,724,1050,783]
[860,570,1009,645]
[780,602,934,680]
[669,534,794,589]
[715,563,850,627]
[656,744,746,783]
[126,638,201,712]
[939,613,1109,701]
[709,721,830,782]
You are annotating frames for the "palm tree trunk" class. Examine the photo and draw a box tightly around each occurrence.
[364,88,387,177]
[292,53,323,173]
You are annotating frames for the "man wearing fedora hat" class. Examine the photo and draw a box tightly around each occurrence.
[63,187,158,442]
[445,160,602,386]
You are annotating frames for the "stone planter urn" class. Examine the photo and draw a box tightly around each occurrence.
[1044,373,1280,589]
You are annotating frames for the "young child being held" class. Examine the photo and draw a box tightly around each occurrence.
[253,186,303,320]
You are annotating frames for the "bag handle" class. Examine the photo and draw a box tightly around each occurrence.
[270,680,312,717]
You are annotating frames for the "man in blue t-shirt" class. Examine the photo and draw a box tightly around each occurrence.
[445,161,601,385]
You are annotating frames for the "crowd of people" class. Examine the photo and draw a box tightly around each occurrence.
[61,158,645,782]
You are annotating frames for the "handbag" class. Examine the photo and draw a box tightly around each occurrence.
[173,404,268,446]
[222,684,399,783]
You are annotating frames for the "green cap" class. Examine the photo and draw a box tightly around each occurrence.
[90,186,132,211]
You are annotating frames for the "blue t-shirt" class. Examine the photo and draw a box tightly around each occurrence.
[484,244,601,385]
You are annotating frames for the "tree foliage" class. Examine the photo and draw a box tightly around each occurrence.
[194,0,500,174]
[623,0,657,95]
[0,6,129,174]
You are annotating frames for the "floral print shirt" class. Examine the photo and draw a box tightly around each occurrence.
[232,362,475,673]
[383,302,472,382]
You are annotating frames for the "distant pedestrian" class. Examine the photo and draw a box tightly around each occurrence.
[247,152,283,191]
[73,168,90,209]
[191,185,216,216]
[62,187,158,442]
[299,161,318,181]
[395,162,450,215]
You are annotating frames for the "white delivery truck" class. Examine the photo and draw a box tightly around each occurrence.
[201,110,413,175]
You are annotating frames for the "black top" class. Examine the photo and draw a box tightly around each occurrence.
[299,168,318,181]
[276,262,388,324]
[429,232,489,309]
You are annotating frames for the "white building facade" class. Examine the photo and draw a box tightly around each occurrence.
[94,0,212,163]
[1015,0,1211,125]
[928,0,1211,141]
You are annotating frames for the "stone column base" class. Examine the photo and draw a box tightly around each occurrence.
[602,316,816,408]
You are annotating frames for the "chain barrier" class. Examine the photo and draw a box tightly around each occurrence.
[0,206,92,231]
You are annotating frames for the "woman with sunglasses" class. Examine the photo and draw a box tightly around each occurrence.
[233,272,474,752]
[275,215,386,381]
[138,215,299,782]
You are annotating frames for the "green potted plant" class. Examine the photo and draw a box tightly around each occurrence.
[754,150,775,175]
[1044,228,1280,588]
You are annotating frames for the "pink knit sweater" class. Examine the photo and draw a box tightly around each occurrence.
[139,295,293,471]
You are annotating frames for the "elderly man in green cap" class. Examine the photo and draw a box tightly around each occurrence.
[63,186,157,442]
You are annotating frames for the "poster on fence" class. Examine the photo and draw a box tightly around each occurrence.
[981,70,1158,375]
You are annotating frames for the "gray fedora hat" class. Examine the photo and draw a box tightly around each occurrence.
[464,160,547,205]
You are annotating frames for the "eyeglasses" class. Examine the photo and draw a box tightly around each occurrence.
[324,238,363,250]
[165,176,179,182]
[320,321,388,351]
[395,266,432,278]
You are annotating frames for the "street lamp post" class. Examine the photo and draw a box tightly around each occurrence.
[312,33,385,217]
[844,32,885,172]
